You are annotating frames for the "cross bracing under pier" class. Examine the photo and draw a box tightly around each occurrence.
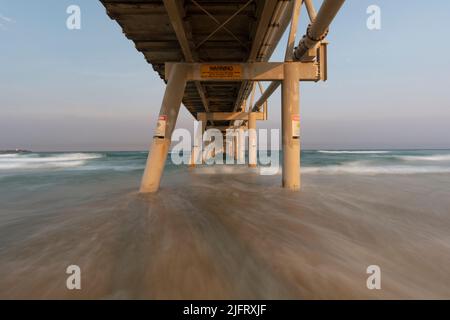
[100,0,346,192]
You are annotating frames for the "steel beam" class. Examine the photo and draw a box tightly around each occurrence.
[165,62,319,82]
[252,81,280,113]
[233,0,292,112]
[197,112,264,121]
[190,0,248,50]
[195,0,253,50]
[163,0,210,113]
[285,0,303,62]
[304,0,317,21]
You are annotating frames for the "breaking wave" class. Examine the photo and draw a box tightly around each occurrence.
[0,153,103,170]
[317,150,390,154]
[0,154,20,158]
[397,154,450,162]
[303,161,450,175]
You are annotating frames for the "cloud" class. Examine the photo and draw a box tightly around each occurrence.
[0,14,14,23]
[0,13,14,29]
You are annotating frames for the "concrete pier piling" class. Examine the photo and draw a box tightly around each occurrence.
[281,63,301,190]
[99,0,346,193]
[140,64,187,193]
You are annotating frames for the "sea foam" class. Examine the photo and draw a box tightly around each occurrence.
[0,153,102,170]
[317,150,390,154]
[303,161,450,175]
[397,154,450,162]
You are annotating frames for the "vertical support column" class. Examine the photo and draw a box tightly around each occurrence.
[282,63,301,190]
[140,64,188,193]
[190,113,206,167]
[189,146,198,167]
[248,113,257,168]
[211,141,216,158]
[222,132,227,162]
[233,133,238,161]
[238,127,246,164]
[225,129,234,164]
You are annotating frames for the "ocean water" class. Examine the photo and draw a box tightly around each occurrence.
[1,149,450,179]
[1,149,450,298]
[1,149,450,215]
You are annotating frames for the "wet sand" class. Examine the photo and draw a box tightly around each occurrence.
[0,167,450,299]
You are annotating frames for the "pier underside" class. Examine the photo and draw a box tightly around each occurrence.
[100,0,345,192]
[101,0,292,118]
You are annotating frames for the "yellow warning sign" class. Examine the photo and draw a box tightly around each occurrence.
[292,114,300,138]
[201,64,242,79]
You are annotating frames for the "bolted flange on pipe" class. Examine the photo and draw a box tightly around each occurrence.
[293,0,345,61]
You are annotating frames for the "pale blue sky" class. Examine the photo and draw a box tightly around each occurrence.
[1,0,449,151]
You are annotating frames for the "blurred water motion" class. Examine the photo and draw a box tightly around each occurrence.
[0,152,450,299]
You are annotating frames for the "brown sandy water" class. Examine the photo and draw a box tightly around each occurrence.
[0,167,450,299]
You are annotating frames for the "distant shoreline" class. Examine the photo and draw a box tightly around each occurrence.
[1,148,450,153]
[0,149,31,154]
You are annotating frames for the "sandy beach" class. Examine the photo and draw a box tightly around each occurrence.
[1,165,449,299]
[3,0,450,306]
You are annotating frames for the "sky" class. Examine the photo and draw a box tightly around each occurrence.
[0,0,450,151]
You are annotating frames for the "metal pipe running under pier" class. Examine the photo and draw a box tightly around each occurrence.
[127,0,346,193]
[294,0,345,61]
